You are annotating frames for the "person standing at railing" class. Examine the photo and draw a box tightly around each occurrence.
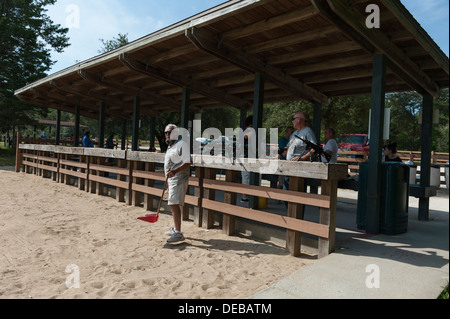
[321,128,338,164]
[286,112,317,162]
[384,142,402,162]
[164,124,192,243]
[82,131,94,148]
[105,132,116,150]
[283,112,317,208]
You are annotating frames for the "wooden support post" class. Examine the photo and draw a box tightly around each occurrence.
[78,155,86,191]
[116,159,126,202]
[144,162,155,210]
[132,161,141,206]
[56,153,61,183]
[194,166,204,227]
[89,156,96,193]
[419,94,433,221]
[15,132,22,172]
[286,176,304,257]
[366,54,386,235]
[318,179,338,258]
[202,167,216,229]
[222,170,238,235]
[182,185,190,221]
[96,157,105,195]
[126,161,133,205]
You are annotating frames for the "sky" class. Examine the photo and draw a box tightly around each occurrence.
[45,0,450,74]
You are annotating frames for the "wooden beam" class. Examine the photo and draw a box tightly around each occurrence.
[186,27,329,105]
[327,0,440,97]
[223,5,320,40]
[78,69,176,113]
[49,80,133,119]
[119,53,250,110]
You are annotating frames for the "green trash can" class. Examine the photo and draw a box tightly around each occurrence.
[357,162,410,235]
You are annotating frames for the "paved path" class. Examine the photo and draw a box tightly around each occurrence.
[251,188,449,299]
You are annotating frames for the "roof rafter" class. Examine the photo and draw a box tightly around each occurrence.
[186,27,330,105]
[50,80,135,119]
[119,53,250,110]
[78,69,190,114]
[325,0,441,97]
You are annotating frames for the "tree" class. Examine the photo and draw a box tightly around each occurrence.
[98,33,129,54]
[386,89,449,152]
[0,0,70,132]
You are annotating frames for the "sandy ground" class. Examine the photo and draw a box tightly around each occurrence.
[0,167,312,299]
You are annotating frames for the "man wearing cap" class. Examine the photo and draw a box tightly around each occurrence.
[163,124,192,243]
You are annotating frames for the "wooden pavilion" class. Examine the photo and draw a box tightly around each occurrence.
[14,0,449,237]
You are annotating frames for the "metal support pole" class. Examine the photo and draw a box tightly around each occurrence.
[249,73,264,209]
[74,105,80,147]
[366,54,387,235]
[418,94,433,221]
[132,96,140,151]
[98,102,106,148]
[55,109,61,145]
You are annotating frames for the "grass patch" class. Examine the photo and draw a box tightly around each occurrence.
[0,147,16,166]
[438,283,449,299]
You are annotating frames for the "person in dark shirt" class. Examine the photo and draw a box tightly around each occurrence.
[82,132,94,148]
[384,142,402,162]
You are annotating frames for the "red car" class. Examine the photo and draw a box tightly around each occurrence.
[337,134,369,152]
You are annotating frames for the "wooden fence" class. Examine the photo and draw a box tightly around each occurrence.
[337,150,449,186]
[16,142,348,259]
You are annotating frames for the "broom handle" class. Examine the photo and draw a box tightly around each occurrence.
[156,176,169,215]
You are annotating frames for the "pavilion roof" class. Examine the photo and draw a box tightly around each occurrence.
[14,0,449,120]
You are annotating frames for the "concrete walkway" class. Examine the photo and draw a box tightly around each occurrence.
[251,188,449,299]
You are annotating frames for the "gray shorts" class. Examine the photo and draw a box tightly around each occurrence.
[167,179,189,206]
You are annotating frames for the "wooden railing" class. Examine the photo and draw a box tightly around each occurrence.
[16,143,348,259]
[337,150,448,186]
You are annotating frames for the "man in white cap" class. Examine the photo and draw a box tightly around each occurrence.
[164,124,192,243]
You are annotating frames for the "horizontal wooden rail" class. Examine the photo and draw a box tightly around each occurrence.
[203,178,331,208]
[202,199,330,238]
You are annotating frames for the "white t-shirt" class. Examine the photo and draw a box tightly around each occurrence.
[322,138,338,164]
[286,127,317,161]
[164,140,191,183]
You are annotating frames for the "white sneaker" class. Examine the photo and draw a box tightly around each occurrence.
[167,231,185,243]
[165,227,176,236]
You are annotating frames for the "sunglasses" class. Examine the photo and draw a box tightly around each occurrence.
[164,131,172,135]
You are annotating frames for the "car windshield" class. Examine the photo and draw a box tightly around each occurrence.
[338,135,366,145]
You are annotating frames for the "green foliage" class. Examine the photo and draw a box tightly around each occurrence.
[0,0,70,131]
[98,33,129,54]
[386,89,449,152]
[0,146,15,166]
